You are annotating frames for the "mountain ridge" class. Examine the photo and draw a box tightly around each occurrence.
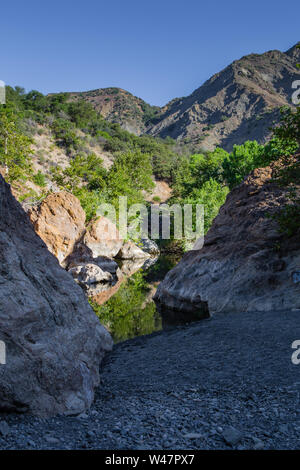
[67,42,300,151]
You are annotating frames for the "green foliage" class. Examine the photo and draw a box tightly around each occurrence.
[268,102,300,239]
[171,148,229,241]
[73,187,103,222]
[5,85,185,181]
[271,153,300,239]
[272,107,300,147]
[140,101,161,125]
[0,108,33,182]
[106,150,154,207]
[33,170,47,187]
[222,140,265,189]
[67,100,98,127]
[179,179,229,235]
[7,81,299,244]
[51,118,80,153]
[51,153,107,221]
[273,202,300,238]
[221,136,299,190]
[262,135,298,165]
[51,149,154,221]
[172,148,228,196]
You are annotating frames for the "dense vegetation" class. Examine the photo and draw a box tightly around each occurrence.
[270,107,300,238]
[0,84,298,240]
[0,82,298,337]
[0,86,190,219]
[0,106,33,182]
[169,133,298,241]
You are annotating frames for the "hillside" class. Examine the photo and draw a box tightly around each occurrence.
[148,44,300,150]
[68,87,160,135]
[68,43,300,151]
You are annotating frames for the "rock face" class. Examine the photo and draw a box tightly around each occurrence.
[28,191,86,267]
[0,176,113,417]
[148,45,300,151]
[68,87,160,136]
[27,193,157,301]
[155,162,300,315]
[84,217,123,259]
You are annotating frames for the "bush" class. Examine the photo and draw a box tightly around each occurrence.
[33,171,47,187]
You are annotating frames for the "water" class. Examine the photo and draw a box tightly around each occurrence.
[91,254,180,343]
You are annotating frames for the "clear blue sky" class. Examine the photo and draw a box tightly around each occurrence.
[1,0,299,106]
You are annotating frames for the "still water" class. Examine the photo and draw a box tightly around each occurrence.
[91,255,180,343]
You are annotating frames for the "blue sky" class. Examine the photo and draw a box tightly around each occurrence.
[1,0,299,106]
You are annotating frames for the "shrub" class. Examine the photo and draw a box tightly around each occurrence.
[33,171,47,187]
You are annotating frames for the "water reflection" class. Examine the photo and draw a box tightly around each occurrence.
[90,255,180,343]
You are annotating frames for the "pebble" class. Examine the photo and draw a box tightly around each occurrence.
[0,310,299,450]
[0,421,10,437]
[184,432,203,439]
[252,437,264,450]
[222,426,243,446]
[45,436,60,444]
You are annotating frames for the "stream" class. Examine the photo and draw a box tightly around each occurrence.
[91,253,183,343]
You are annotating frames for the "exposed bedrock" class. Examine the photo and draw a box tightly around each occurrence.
[0,176,113,417]
[155,163,300,315]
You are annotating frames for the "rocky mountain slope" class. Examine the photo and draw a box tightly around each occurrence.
[0,176,112,416]
[148,44,300,150]
[68,87,160,135]
[69,43,300,151]
[154,156,300,315]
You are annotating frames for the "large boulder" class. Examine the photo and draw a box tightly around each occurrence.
[155,162,300,315]
[0,176,113,417]
[65,240,120,293]
[68,263,114,286]
[84,217,123,258]
[28,191,86,267]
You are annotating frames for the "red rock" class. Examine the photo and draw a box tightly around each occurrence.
[28,191,86,266]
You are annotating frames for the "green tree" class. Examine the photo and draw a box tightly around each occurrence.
[183,178,229,234]
[0,110,32,182]
[272,107,300,148]
[107,150,154,207]
[222,140,265,189]
[172,148,228,197]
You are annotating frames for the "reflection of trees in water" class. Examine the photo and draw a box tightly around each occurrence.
[89,254,182,343]
[90,271,162,343]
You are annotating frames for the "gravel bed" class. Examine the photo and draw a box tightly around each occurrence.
[0,309,299,450]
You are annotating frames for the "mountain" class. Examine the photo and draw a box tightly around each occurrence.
[68,87,160,135]
[148,44,300,150]
[69,43,300,151]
